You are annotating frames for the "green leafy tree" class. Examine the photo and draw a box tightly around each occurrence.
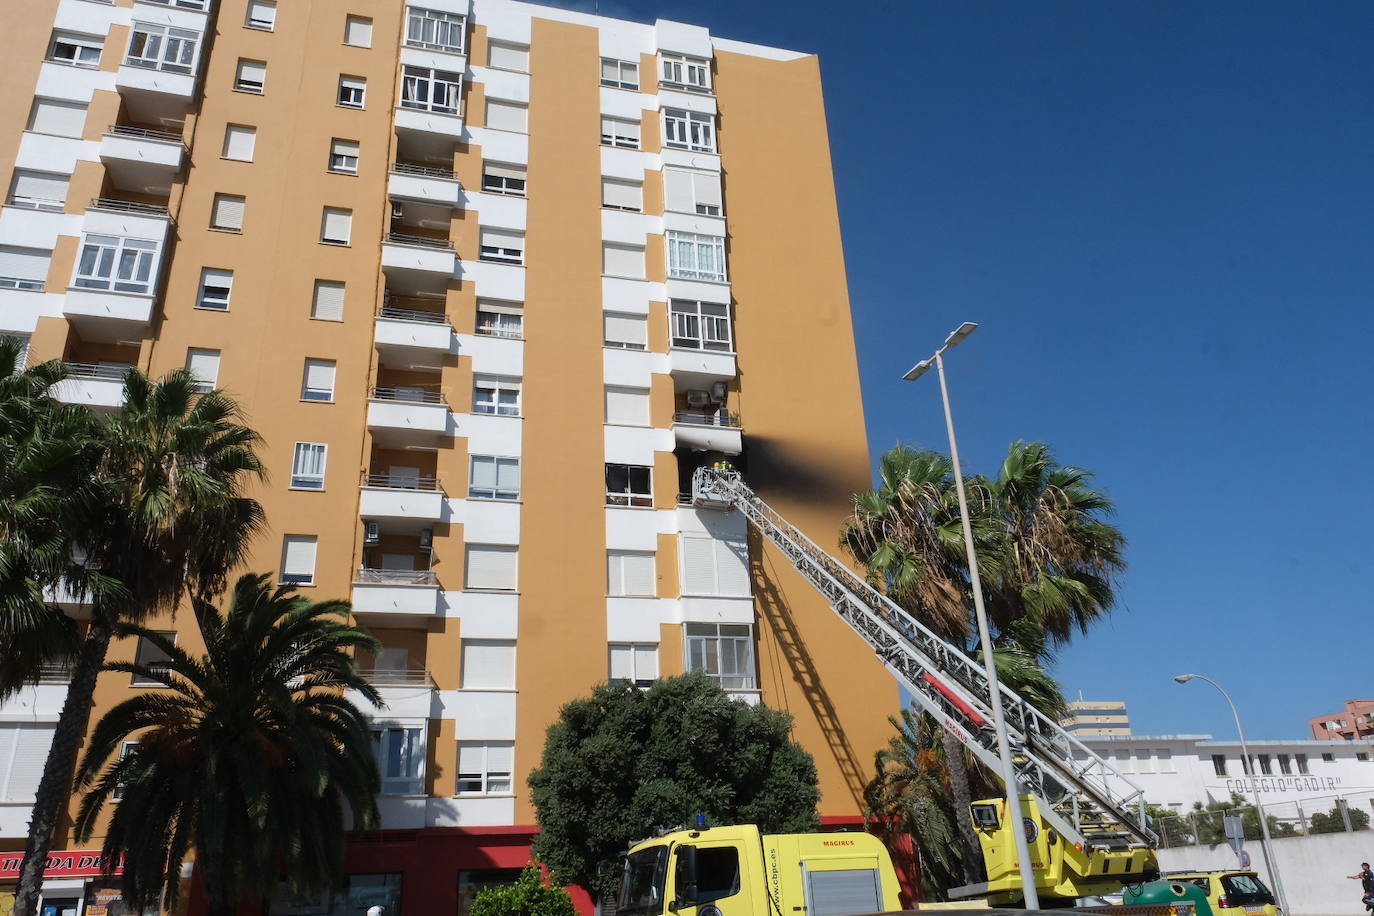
[1309,805,1370,834]
[469,867,576,916]
[1190,794,1296,843]
[11,368,266,916]
[72,574,382,916]
[528,672,819,903]
[1143,803,1196,847]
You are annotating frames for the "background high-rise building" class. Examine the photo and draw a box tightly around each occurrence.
[0,1,896,913]
[1061,699,1132,737]
[1307,699,1374,741]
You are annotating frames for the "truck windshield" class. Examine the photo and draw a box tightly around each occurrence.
[1222,873,1274,904]
[619,847,669,916]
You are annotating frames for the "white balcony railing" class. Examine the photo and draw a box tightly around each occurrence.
[673,410,741,428]
[355,568,438,586]
[378,305,449,325]
[360,667,433,687]
[371,386,445,405]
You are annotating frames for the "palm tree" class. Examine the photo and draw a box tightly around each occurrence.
[11,368,266,916]
[73,574,383,916]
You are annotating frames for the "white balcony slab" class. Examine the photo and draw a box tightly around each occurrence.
[81,205,169,242]
[376,796,428,830]
[660,147,721,173]
[672,421,741,456]
[0,803,36,837]
[0,208,82,250]
[351,683,437,720]
[1,683,69,721]
[351,581,441,617]
[675,505,746,538]
[359,486,446,522]
[426,795,515,828]
[56,0,131,35]
[673,595,755,625]
[0,288,51,335]
[400,44,468,72]
[18,132,100,175]
[464,127,528,166]
[605,424,674,465]
[63,288,155,327]
[663,210,725,237]
[459,259,524,301]
[470,66,529,104]
[129,0,208,30]
[606,507,661,551]
[449,498,520,544]
[600,145,655,181]
[388,171,462,208]
[393,106,465,139]
[601,276,661,315]
[599,88,653,121]
[602,209,658,246]
[450,412,521,456]
[664,277,730,303]
[669,347,736,382]
[729,689,762,706]
[375,315,453,352]
[367,399,451,444]
[440,690,517,739]
[381,240,458,277]
[461,191,526,230]
[440,591,518,635]
[99,131,184,195]
[36,62,117,104]
[458,332,523,375]
[657,87,718,116]
[608,597,667,642]
[53,375,124,409]
[604,347,669,387]
[116,65,197,100]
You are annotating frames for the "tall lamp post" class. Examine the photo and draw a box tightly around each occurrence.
[1174,674,1291,914]
[903,322,1040,909]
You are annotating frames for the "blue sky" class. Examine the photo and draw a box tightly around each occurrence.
[552,0,1374,738]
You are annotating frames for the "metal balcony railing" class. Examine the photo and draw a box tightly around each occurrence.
[136,0,210,9]
[370,386,446,405]
[673,410,742,428]
[64,362,133,380]
[474,323,522,340]
[392,162,457,180]
[355,568,439,586]
[105,123,185,144]
[384,231,454,251]
[377,305,450,325]
[39,662,73,683]
[360,667,434,687]
[362,472,442,491]
[89,198,169,216]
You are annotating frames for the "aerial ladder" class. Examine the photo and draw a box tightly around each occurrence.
[689,466,1160,904]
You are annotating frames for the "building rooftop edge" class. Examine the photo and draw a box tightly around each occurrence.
[1080,734,1374,747]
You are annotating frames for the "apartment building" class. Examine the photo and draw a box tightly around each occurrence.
[1307,699,1374,741]
[0,1,897,914]
[1061,699,1131,737]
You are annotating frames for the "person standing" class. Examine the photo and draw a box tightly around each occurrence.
[1347,862,1374,911]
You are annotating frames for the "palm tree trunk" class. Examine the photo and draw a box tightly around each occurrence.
[12,616,114,916]
[940,727,983,887]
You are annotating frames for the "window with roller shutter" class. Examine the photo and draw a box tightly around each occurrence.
[245,0,276,30]
[8,170,69,211]
[222,124,255,161]
[485,100,527,132]
[607,551,655,597]
[460,640,515,688]
[602,244,645,279]
[0,723,57,801]
[0,246,52,291]
[609,643,658,687]
[280,535,317,585]
[601,177,642,212]
[684,623,755,690]
[320,207,352,245]
[311,281,345,321]
[344,16,373,48]
[457,741,513,795]
[468,455,519,500]
[664,168,722,216]
[329,139,360,174]
[211,194,245,232]
[487,41,528,73]
[184,348,220,392]
[301,358,336,401]
[482,163,526,196]
[235,59,266,93]
[600,116,640,149]
[479,228,524,264]
[604,386,649,426]
[465,545,517,591]
[28,98,87,138]
[603,312,647,350]
[680,535,750,596]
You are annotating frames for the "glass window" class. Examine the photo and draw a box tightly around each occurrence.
[600,58,638,90]
[196,268,232,310]
[468,456,520,500]
[475,300,522,338]
[245,0,276,30]
[605,463,651,508]
[371,728,422,794]
[607,551,654,596]
[329,139,360,174]
[343,874,402,916]
[618,847,668,916]
[49,32,104,68]
[670,300,731,351]
[609,643,658,688]
[458,871,522,916]
[0,247,51,292]
[660,52,711,92]
[689,847,740,905]
[291,442,327,490]
[1211,754,1227,777]
[405,6,466,53]
[602,178,643,212]
[235,59,266,93]
[400,66,462,115]
[472,376,520,416]
[8,170,69,211]
[603,312,647,350]
[479,228,524,264]
[684,623,755,690]
[1296,753,1309,774]
[488,41,528,72]
[663,108,715,152]
[338,75,366,108]
[280,535,318,585]
[132,631,175,685]
[482,162,526,196]
[301,359,336,402]
[600,115,640,149]
[73,234,159,294]
[667,232,726,282]
[457,741,513,794]
[126,23,201,74]
[664,168,722,216]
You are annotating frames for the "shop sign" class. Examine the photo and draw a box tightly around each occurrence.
[0,852,122,881]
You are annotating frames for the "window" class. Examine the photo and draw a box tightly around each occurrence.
[73,234,159,294]
[221,124,255,161]
[341,877,402,916]
[482,162,526,196]
[609,643,657,687]
[301,358,336,402]
[485,100,527,132]
[681,535,749,595]
[338,75,366,108]
[245,0,276,30]
[472,376,520,416]
[48,32,103,68]
[405,6,466,53]
[475,300,522,338]
[469,456,520,500]
[291,442,327,490]
[600,57,638,90]
[0,724,55,801]
[600,115,640,149]
[7,170,68,211]
[184,348,220,392]
[607,551,655,596]
[670,299,731,351]
[465,544,518,591]
[602,244,645,279]
[28,99,87,138]
[280,535,318,585]
[1156,748,1175,773]
[488,41,528,72]
[132,631,175,685]
[311,280,345,321]
[603,312,647,350]
[664,168,722,216]
[1360,752,1371,762]
[344,15,373,47]
[602,177,642,212]
[193,268,232,310]
[664,108,715,153]
[457,742,513,795]
[372,728,422,794]
[126,23,200,74]
[1258,754,1272,775]
[401,66,462,115]
[0,247,51,291]
[458,871,522,916]
[1296,753,1309,774]
[1322,752,1335,762]
[329,139,360,174]
[210,193,245,232]
[679,847,739,908]
[684,623,754,690]
[660,52,711,92]
[235,59,266,93]
[1211,754,1227,777]
[606,463,651,508]
[1278,753,1292,775]
[667,231,726,282]
[605,386,649,426]
[320,207,352,245]
[460,639,515,688]
[479,228,524,264]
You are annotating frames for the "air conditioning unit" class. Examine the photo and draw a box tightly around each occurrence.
[364,520,380,544]
[419,528,433,550]
[686,390,712,408]
[710,381,727,403]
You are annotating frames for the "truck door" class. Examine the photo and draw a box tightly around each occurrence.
[670,844,747,916]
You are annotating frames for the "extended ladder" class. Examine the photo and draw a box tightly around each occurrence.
[690,467,1157,852]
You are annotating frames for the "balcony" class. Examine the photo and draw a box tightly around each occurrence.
[354,667,436,718]
[351,568,441,623]
[115,28,203,123]
[381,232,457,294]
[394,103,464,142]
[389,163,462,209]
[99,125,185,196]
[359,473,446,524]
[52,363,129,411]
[374,302,453,370]
[367,387,449,447]
[669,347,737,386]
[672,410,742,456]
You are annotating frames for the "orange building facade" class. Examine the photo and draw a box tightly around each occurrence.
[0,1,899,914]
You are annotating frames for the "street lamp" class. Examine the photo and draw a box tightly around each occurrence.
[902,322,1041,909]
[1174,674,1291,915]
